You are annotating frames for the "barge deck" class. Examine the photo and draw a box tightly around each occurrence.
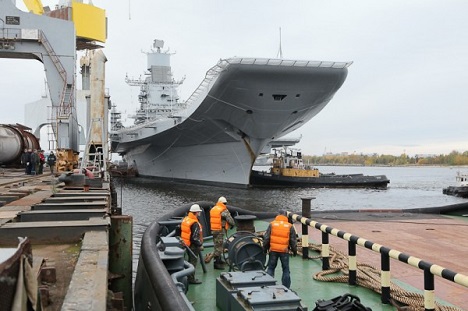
[184,210,468,310]
[303,209,468,309]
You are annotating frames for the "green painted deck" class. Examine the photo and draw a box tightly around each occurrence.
[185,214,467,311]
[187,252,395,310]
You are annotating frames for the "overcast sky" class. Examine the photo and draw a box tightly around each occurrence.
[2,0,467,156]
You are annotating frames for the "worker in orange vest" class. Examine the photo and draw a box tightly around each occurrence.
[181,204,204,284]
[210,196,235,270]
[263,210,297,288]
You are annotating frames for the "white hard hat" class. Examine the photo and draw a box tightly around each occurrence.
[190,204,202,212]
[218,196,227,203]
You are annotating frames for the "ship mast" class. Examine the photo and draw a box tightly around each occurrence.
[277,27,283,59]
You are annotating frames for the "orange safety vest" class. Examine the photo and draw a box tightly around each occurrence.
[210,202,228,231]
[269,215,292,253]
[181,212,203,247]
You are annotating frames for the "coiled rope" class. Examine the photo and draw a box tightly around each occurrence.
[299,242,464,311]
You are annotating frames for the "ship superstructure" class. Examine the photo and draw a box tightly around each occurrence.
[123,40,186,125]
[111,40,351,187]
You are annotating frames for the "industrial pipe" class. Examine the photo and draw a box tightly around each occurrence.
[0,124,40,166]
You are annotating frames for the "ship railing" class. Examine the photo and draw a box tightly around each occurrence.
[0,27,21,45]
[226,57,353,69]
[289,198,468,310]
[180,60,227,112]
[116,104,188,133]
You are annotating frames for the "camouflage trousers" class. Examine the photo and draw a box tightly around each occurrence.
[212,230,225,258]
[188,245,200,281]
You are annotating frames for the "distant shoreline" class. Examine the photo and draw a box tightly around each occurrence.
[254,163,468,168]
[312,164,468,167]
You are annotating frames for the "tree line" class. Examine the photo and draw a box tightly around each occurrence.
[303,150,468,166]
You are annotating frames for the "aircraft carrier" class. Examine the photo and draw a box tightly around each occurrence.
[111,41,351,188]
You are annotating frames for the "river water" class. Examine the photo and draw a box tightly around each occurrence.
[112,165,467,277]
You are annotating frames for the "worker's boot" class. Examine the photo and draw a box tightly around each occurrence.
[188,278,202,284]
[213,257,225,270]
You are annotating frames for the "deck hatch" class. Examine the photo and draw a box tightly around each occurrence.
[216,271,277,311]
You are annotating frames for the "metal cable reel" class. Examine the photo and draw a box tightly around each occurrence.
[223,231,266,271]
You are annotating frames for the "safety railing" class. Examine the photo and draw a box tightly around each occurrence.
[225,57,353,69]
[289,198,468,311]
[0,27,21,40]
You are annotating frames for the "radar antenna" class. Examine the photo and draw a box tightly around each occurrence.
[153,39,164,52]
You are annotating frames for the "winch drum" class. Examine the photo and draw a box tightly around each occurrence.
[224,232,265,271]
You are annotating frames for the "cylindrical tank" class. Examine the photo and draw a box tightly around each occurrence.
[0,124,40,165]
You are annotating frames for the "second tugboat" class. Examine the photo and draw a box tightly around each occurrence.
[250,148,390,188]
[443,171,468,198]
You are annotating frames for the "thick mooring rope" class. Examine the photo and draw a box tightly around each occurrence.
[299,242,464,311]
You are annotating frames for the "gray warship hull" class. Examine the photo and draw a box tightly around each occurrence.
[111,58,351,187]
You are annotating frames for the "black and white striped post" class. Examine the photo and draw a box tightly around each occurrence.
[321,231,330,270]
[348,241,357,286]
[300,197,314,260]
[424,268,435,311]
[380,247,391,304]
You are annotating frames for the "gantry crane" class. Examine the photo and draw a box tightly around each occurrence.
[0,0,107,171]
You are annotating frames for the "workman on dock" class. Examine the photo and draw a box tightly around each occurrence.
[209,196,236,270]
[30,149,39,175]
[38,150,45,174]
[21,148,29,174]
[47,151,57,174]
[180,204,204,284]
[263,210,297,288]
